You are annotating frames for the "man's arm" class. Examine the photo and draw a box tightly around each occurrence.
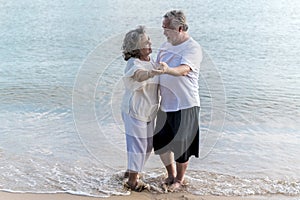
[157,62,191,76]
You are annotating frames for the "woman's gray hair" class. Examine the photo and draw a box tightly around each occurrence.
[164,10,188,31]
[121,25,146,61]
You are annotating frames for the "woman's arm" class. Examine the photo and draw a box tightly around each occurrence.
[132,69,165,82]
[131,69,152,82]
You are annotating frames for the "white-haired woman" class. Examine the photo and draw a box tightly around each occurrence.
[121,26,163,192]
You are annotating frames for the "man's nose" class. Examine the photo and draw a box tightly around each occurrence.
[163,29,168,36]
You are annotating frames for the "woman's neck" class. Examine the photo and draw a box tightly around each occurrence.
[139,56,150,61]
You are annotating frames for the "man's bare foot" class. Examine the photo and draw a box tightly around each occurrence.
[168,181,182,192]
[167,179,188,192]
[161,176,175,193]
[164,176,175,185]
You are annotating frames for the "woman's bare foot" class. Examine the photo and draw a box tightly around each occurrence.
[124,171,141,179]
[124,180,149,192]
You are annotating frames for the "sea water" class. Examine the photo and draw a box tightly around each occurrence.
[0,0,299,198]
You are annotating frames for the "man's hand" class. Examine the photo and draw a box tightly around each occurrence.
[157,62,190,76]
[158,62,169,73]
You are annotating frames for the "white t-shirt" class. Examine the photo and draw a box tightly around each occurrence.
[156,37,202,112]
[121,57,159,122]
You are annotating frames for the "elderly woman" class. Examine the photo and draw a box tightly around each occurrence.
[121,26,162,192]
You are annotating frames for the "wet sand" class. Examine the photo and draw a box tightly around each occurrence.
[0,191,277,200]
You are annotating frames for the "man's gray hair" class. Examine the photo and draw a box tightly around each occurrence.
[121,25,146,61]
[164,10,188,31]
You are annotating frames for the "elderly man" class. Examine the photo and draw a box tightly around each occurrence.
[154,10,203,191]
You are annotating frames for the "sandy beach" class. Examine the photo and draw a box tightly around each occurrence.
[0,191,250,200]
[0,191,287,200]
[1,1,299,200]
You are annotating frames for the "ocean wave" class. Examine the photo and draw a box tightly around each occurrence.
[0,160,299,198]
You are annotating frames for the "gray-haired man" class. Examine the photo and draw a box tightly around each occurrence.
[154,10,202,191]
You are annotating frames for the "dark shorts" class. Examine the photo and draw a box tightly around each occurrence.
[153,106,200,163]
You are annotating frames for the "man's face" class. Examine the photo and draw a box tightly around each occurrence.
[162,18,180,45]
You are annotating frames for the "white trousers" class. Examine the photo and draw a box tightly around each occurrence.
[122,112,153,172]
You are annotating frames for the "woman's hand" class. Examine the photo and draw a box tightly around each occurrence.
[150,69,164,76]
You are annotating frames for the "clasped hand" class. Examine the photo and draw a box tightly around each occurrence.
[150,62,169,75]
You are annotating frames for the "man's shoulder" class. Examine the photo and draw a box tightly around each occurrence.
[180,39,202,56]
[187,37,202,49]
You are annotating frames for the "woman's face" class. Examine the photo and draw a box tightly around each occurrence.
[139,34,152,57]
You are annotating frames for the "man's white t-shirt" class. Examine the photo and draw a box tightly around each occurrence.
[121,57,159,122]
[156,37,202,112]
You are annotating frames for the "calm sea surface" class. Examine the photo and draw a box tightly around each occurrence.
[0,0,300,198]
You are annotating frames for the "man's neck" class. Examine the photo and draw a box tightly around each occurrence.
[173,33,190,46]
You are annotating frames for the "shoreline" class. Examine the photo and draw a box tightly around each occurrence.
[0,191,297,200]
